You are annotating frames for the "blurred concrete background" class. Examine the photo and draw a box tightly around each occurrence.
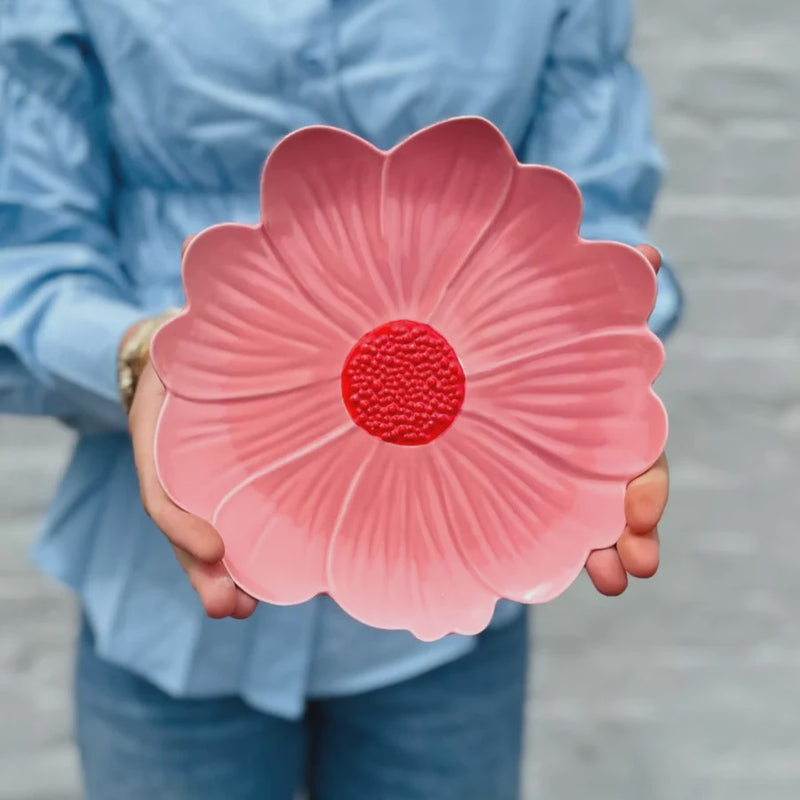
[1,0,798,797]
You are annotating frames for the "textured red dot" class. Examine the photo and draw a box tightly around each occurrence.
[341,320,466,445]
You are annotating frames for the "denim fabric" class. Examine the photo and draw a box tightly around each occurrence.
[76,612,529,800]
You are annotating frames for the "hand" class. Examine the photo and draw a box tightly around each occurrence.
[585,244,668,595]
[128,358,259,619]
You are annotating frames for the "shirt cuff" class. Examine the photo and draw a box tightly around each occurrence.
[35,290,145,423]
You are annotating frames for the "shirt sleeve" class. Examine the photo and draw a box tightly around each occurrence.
[522,0,682,339]
[0,0,145,432]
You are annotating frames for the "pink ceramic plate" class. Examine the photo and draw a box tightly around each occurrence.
[151,117,667,641]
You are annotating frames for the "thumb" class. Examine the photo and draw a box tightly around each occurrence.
[635,244,662,274]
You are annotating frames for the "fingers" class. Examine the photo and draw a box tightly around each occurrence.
[234,591,259,620]
[625,452,669,535]
[585,547,629,596]
[617,525,660,579]
[173,547,257,620]
[586,296,665,598]
[129,361,258,620]
[635,244,662,274]
[129,362,224,564]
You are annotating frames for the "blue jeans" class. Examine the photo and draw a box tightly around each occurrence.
[76,613,528,799]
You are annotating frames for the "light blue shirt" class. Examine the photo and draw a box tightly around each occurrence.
[0,0,682,718]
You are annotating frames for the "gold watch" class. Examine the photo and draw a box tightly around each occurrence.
[118,308,181,413]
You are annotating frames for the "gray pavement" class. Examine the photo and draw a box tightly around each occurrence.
[2,0,799,797]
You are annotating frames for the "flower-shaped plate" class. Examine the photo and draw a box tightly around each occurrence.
[151,117,667,641]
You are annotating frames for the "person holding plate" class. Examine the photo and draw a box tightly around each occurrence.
[0,1,681,798]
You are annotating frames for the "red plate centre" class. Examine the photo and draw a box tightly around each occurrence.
[341,320,466,445]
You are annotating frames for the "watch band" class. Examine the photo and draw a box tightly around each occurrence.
[118,308,181,414]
